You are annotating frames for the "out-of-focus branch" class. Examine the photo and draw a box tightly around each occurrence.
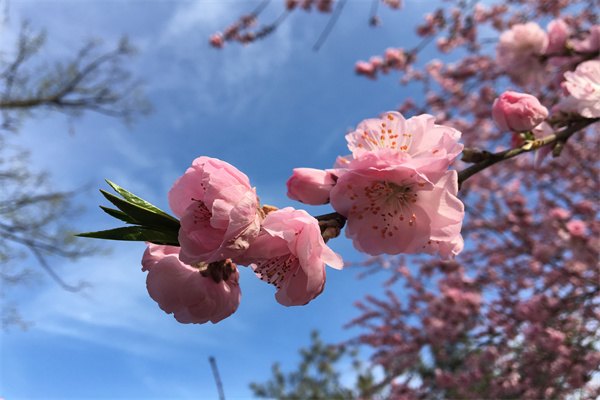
[0,21,150,329]
[0,25,150,131]
[313,0,346,51]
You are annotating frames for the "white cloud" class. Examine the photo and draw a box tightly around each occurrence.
[149,0,296,119]
[160,0,229,41]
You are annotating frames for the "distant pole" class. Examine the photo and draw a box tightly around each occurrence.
[209,356,225,400]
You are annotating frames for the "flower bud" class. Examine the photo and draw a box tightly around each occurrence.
[546,19,570,55]
[492,91,549,132]
[287,168,335,205]
[209,33,224,48]
[355,61,376,79]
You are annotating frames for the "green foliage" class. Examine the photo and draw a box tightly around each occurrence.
[77,181,180,246]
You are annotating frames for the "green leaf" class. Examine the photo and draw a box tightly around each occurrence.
[99,206,139,224]
[76,226,180,246]
[100,189,180,231]
[105,180,178,223]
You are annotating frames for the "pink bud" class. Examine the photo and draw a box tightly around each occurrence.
[355,61,376,79]
[369,56,383,69]
[549,207,570,220]
[492,91,549,132]
[287,168,336,205]
[209,33,224,48]
[566,219,587,238]
[384,48,406,69]
[546,19,570,55]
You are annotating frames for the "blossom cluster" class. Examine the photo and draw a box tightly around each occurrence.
[496,20,599,89]
[142,157,343,324]
[140,111,466,325]
[288,111,465,258]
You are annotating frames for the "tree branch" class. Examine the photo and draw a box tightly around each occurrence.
[457,118,599,187]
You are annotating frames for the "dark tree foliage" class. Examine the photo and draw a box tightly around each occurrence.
[250,330,380,399]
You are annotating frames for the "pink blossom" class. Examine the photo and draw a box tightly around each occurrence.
[355,61,376,79]
[384,48,407,69]
[492,91,549,132]
[142,244,241,324]
[571,25,600,53]
[559,60,600,118]
[209,33,224,48]
[141,243,180,271]
[369,56,383,69]
[168,156,261,265]
[344,111,463,181]
[566,219,587,238]
[330,151,464,257]
[496,22,548,86]
[546,19,570,55]
[286,168,336,205]
[383,0,401,9]
[549,207,570,220]
[239,207,343,306]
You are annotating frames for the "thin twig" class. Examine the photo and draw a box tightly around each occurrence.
[369,0,380,25]
[209,356,226,400]
[29,246,89,292]
[313,0,347,52]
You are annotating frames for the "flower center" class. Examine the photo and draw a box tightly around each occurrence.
[191,199,211,224]
[254,254,299,289]
[350,113,413,153]
[366,181,418,208]
[346,179,424,238]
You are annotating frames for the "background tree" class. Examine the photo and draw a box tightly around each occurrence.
[0,21,149,329]
[250,330,378,399]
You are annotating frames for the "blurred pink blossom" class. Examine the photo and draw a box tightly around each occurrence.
[384,48,407,69]
[546,19,570,54]
[566,219,587,237]
[355,61,376,79]
[559,60,600,118]
[496,22,548,86]
[209,33,224,48]
[571,25,600,53]
[549,207,571,219]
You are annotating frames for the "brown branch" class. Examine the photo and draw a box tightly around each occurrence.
[316,211,347,242]
[457,118,599,187]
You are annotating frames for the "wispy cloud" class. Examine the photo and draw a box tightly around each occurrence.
[18,243,250,359]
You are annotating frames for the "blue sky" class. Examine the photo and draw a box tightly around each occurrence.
[1,1,436,398]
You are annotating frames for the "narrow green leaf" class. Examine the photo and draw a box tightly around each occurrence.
[99,206,139,224]
[105,180,178,223]
[76,226,180,246]
[100,189,180,231]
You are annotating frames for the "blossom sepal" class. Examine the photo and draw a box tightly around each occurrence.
[77,180,181,246]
